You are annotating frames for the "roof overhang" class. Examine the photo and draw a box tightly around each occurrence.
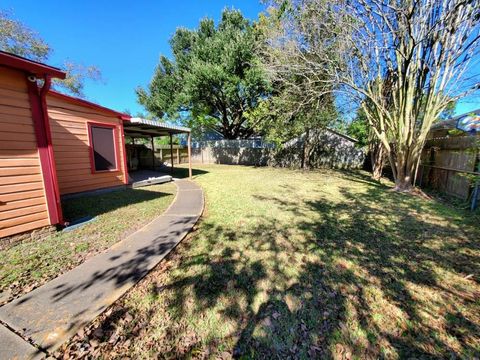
[123,118,191,138]
[48,90,131,119]
[0,51,66,79]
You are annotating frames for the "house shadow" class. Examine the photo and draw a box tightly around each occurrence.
[61,166,209,223]
[171,166,210,179]
[61,187,173,223]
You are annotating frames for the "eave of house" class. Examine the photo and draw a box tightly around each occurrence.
[0,50,66,79]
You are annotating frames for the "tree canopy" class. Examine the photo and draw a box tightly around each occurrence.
[0,11,101,97]
[137,9,270,139]
[263,0,480,191]
[346,112,369,149]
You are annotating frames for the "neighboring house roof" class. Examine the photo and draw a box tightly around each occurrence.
[48,90,131,119]
[326,127,359,143]
[193,126,225,141]
[430,109,480,131]
[0,50,66,79]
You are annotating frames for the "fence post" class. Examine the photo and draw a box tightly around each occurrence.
[170,133,174,175]
[151,136,155,170]
[177,148,180,164]
[188,132,192,179]
[471,148,480,211]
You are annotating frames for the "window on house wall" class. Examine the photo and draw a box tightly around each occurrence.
[89,124,118,172]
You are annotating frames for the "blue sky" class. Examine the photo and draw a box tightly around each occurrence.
[2,0,478,117]
[2,0,265,115]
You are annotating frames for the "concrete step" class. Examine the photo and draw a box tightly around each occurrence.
[131,175,172,189]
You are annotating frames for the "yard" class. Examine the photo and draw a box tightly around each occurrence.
[0,183,176,303]
[58,165,480,359]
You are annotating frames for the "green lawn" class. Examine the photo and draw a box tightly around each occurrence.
[58,165,480,359]
[0,183,176,303]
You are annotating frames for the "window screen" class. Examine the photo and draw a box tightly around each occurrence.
[90,125,117,171]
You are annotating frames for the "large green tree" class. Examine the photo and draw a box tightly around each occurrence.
[254,5,339,168]
[0,11,101,97]
[137,9,270,139]
[263,0,480,191]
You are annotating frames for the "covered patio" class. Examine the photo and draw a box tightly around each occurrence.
[123,118,192,186]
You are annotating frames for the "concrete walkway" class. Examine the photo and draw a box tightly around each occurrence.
[0,179,203,359]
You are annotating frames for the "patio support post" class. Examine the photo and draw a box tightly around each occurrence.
[170,133,174,175]
[151,135,155,170]
[188,131,192,179]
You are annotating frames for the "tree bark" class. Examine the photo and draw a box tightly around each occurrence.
[392,153,415,192]
[370,142,385,181]
[301,129,311,169]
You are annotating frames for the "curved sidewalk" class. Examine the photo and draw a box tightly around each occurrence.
[0,179,203,359]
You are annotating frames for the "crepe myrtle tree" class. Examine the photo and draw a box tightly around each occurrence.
[137,9,270,139]
[263,0,480,191]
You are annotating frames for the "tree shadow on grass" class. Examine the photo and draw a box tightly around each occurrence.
[6,214,198,352]
[139,218,348,359]
[295,184,480,358]
[154,178,479,358]
[56,170,480,359]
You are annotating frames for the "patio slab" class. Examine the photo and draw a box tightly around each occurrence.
[0,179,203,358]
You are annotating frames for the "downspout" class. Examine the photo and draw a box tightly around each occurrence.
[38,75,64,225]
[26,75,61,226]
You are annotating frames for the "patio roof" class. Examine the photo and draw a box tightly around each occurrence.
[123,117,191,137]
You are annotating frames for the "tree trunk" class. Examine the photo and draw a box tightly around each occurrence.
[370,142,385,181]
[392,154,415,192]
[301,129,311,169]
[394,174,414,192]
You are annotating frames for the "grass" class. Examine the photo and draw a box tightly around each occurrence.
[54,165,479,358]
[0,182,176,302]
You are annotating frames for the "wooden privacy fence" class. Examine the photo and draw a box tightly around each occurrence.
[154,145,189,165]
[418,135,480,209]
[138,141,272,167]
[130,144,189,170]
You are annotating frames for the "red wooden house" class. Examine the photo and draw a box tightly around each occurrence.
[0,51,191,239]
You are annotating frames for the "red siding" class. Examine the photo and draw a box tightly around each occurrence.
[46,95,127,195]
[0,67,50,238]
